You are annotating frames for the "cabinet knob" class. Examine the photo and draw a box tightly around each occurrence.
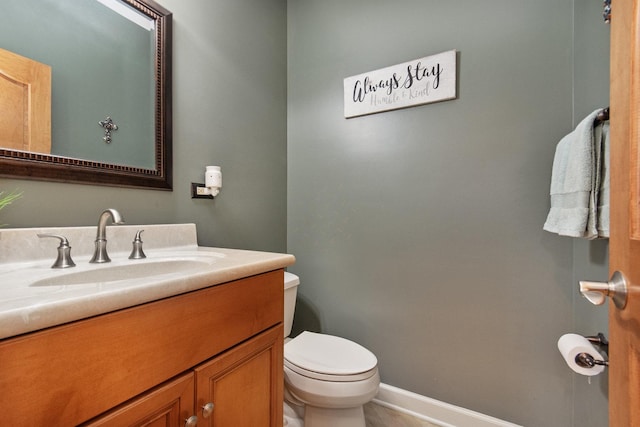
[184,415,198,427]
[202,402,215,418]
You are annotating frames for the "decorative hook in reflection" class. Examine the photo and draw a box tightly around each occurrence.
[98,116,119,144]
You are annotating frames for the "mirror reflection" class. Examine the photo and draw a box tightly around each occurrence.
[0,0,172,189]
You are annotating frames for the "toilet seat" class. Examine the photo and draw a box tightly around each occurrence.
[285,331,378,382]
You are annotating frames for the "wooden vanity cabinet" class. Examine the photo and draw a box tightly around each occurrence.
[83,326,283,427]
[0,270,284,427]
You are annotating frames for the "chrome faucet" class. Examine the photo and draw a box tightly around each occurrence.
[89,208,125,263]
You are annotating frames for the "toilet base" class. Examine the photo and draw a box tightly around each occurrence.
[304,405,366,427]
[284,401,304,427]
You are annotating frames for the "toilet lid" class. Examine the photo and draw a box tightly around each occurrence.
[284,331,377,377]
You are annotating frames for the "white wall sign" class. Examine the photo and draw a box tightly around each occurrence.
[343,50,457,118]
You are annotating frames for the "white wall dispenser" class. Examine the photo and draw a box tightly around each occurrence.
[191,166,222,199]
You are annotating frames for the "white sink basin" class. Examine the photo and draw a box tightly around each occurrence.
[0,250,225,292]
[30,258,216,287]
[0,223,296,340]
[23,251,226,287]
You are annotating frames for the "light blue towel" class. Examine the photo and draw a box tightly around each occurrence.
[597,122,610,237]
[543,109,609,239]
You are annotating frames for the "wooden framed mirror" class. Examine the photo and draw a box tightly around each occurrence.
[0,0,172,190]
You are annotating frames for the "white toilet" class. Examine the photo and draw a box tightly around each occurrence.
[283,272,380,427]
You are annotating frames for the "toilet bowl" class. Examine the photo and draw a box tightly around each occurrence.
[284,272,380,427]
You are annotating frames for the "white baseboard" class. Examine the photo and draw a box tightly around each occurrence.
[372,383,522,427]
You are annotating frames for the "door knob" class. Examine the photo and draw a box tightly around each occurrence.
[579,271,628,309]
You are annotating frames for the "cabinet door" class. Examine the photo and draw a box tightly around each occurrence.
[81,373,195,427]
[194,326,284,427]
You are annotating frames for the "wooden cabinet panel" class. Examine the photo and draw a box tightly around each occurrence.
[195,326,284,427]
[81,373,195,427]
[81,326,283,427]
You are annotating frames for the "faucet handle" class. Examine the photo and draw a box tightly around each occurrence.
[129,229,147,259]
[37,234,76,269]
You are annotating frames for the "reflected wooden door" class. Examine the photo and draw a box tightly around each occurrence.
[0,48,51,153]
[609,0,640,424]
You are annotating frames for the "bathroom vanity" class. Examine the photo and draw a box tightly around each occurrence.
[0,223,295,426]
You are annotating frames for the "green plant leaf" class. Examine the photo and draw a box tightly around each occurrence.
[0,190,22,211]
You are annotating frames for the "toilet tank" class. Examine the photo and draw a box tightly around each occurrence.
[284,272,300,337]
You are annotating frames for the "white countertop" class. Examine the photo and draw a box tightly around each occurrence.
[0,224,295,340]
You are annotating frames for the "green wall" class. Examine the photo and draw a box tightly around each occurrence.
[572,1,610,426]
[287,1,608,426]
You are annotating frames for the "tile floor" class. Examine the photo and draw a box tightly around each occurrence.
[363,402,440,427]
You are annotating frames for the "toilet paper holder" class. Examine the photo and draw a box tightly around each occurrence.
[577,333,609,369]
